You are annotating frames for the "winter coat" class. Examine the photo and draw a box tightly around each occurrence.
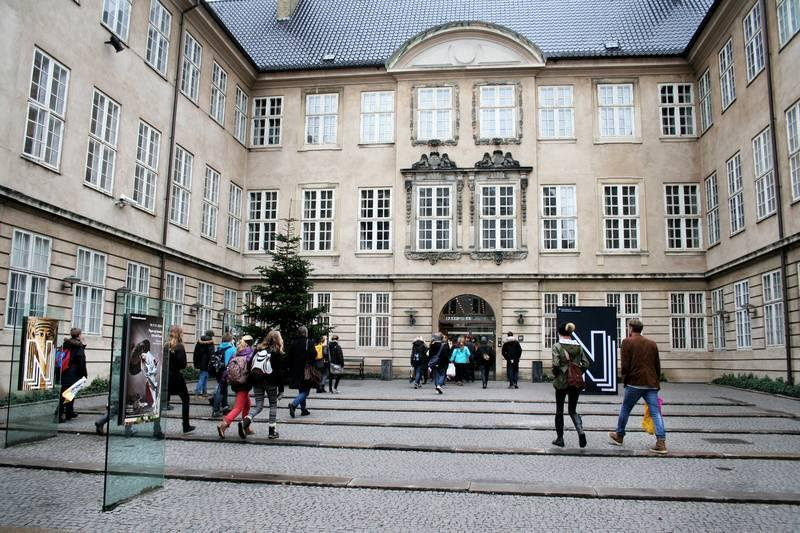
[218,341,236,365]
[428,341,450,370]
[60,337,87,387]
[552,340,592,390]
[475,343,496,368]
[288,336,316,389]
[410,340,427,367]
[328,341,344,367]
[621,333,661,389]
[502,339,522,362]
[450,346,471,364]
[167,343,187,392]
[192,339,214,371]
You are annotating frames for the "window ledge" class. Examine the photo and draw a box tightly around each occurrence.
[706,241,721,250]
[169,221,190,232]
[596,251,649,256]
[745,69,764,88]
[358,143,395,148]
[593,137,642,145]
[299,252,340,258]
[20,154,61,175]
[778,31,799,52]
[354,251,393,257]
[130,203,156,217]
[729,229,746,238]
[720,100,736,114]
[144,60,170,83]
[699,123,714,138]
[83,182,114,197]
[658,136,698,142]
[201,235,217,244]
[250,145,282,152]
[756,212,777,224]
[298,145,342,152]
[537,137,577,144]
[664,250,705,256]
[540,250,580,256]
[791,197,800,206]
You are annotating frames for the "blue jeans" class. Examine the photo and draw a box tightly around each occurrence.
[413,365,425,385]
[615,386,666,439]
[213,382,229,412]
[290,388,309,409]
[195,371,208,395]
[434,368,446,387]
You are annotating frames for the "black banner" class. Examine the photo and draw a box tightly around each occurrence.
[556,306,618,395]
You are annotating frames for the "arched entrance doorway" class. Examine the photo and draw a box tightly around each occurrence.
[438,293,497,355]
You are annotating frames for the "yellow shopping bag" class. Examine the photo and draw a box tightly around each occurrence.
[641,404,655,435]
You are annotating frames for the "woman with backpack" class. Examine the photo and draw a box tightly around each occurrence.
[551,322,592,448]
[240,331,284,439]
[166,325,195,434]
[217,335,255,439]
[410,337,427,389]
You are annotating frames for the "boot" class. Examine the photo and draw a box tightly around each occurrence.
[552,435,564,447]
[608,432,624,446]
[242,416,252,431]
[570,413,587,448]
[237,421,247,439]
[217,420,229,439]
[268,425,279,440]
[649,438,667,454]
[300,409,311,416]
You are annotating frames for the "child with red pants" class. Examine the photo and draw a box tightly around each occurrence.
[217,335,255,439]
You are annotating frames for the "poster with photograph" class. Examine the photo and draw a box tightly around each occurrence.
[119,314,165,425]
[18,316,59,391]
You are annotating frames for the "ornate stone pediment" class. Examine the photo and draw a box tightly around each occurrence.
[475,150,520,169]
[410,151,458,170]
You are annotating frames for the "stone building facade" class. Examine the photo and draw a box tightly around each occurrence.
[1,0,798,388]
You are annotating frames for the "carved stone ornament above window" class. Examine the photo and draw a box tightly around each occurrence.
[470,250,529,264]
[410,151,459,170]
[475,150,520,169]
[405,251,463,265]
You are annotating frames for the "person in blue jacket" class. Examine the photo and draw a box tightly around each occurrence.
[211,333,237,417]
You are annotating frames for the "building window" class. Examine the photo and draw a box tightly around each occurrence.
[305,93,338,145]
[222,288,237,334]
[603,184,639,250]
[252,97,282,146]
[670,292,706,350]
[479,185,516,250]
[233,86,248,145]
[743,3,765,82]
[763,270,785,346]
[734,280,752,348]
[538,86,574,139]
[727,152,745,235]
[125,262,150,315]
[5,230,51,327]
[145,0,171,76]
[777,0,800,46]
[665,184,701,250]
[196,282,213,335]
[85,89,120,194]
[357,293,390,348]
[541,185,576,250]
[310,292,331,328]
[658,84,695,137]
[209,62,227,125]
[788,101,800,201]
[752,127,776,220]
[698,69,713,133]
[101,0,131,41]
[360,91,394,144]
[133,121,160,211]
[302,189,335,251]
[719,39,736,111]
[705,173,720,247]
[226,183,242,250]
[543,293,577,349]
[164,272,184,327]
[416,186,452,250]
[597,83,634,138]
[24,49,69,170]
[180,31,202,103]
[358,188,391,252]
[606,293,640,343]
[478,85,515,140]
[201,166,220,240]
[711,287,726,350]
[247,190,278,253]
[170,145,193,227]
[417,87,453,141]
[73,248,106,335]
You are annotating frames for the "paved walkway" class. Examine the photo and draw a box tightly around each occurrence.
[1,380,800,531]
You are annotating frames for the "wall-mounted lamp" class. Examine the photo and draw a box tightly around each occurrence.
[189,302,203,315]
[105,34,125,53]
[713,310,731,323]
[61,274,81,292]
[217,308,233,320]
[406,308,418,326]
[514,309,528,325]
[743,303,759,318]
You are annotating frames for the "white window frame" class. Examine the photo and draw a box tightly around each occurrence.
[309,292,332,328]
[358,188,392,252]
[602,184,640,251]
[5,230,51,327]
[180,31,202,103]
[669,292,706,350]
[209,62,227,126]
[133,120,160,212]
[84,89,120,194]
[360,91,394,144]
[170,145,193,228]
[417,87,453,141]
[538,86,574,139]
[727,152,745,235]
[23,48,70,170]
[743,3,765,83]
[597,83,635,138]
[665,184,702,250]
[304,93,338,146]
[301,188,335,252]
[777,0,800,47]
[201,166,220,240]
[705,173,721,247]
[478,85,516,140]
[658,83,696,137]
[226,182,243,250]
[73,248,107,335]
[222,288,237,334]
[711,287,726,350]
[196,282,214,335]
[543,293,578,349]
[753,127,777,220]
[787,101,800,202]
[763,270,785,346]
[356,292,390,349]
[698,69,713,133]
[101,0,132,42]
[125,261,150,315]
[145,0,171,76]
[247,190,279,253]
[416,185,453,251]
[719,39,736,111]
[734,280,752,349]
[233,86,248,145]
[541,185,577,251]
[479,184,516,251]
[606,292,640,345]
[252,96,282,146]
[164,272,185,328]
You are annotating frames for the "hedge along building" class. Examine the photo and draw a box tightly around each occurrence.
[0,0,798,389]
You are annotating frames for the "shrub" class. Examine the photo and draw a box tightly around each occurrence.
[181,366,200,381]
[712,373,800,398]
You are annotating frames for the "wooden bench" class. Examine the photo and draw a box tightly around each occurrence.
[343,357,365,379]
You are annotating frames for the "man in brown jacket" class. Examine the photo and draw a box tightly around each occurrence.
[608,319,667,454]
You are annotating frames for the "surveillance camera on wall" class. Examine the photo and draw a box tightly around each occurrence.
[115,195,135,208]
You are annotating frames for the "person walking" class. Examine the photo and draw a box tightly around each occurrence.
[465,335,477,382]
[410,336,428,389]
[210,334,236,417]
[475,336,495,389]
[327,335,344,393]
[288,326,316,417]
[449,337,471,386]
[551,322,592,448]
[502,332,522,389]
[192,330,214,397]
[428,333,449,394]
[57,328,87,423]
[217,335,255,438]
[608,318,668,454]
[241,331,284,439]
[314,336,328,393]
[166,325,195,434]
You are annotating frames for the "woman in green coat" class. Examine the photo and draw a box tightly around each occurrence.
[552,322,592,448]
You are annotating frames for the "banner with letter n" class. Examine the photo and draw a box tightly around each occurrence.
[557,306,618,395]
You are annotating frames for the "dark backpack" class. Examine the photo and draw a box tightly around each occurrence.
[225,354,250,386]
[209,346,227,378]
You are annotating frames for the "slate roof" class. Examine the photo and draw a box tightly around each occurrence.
[205,0,716,72]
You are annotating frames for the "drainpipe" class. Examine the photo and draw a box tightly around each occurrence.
[760,0,793,384]
[158,0,200,306]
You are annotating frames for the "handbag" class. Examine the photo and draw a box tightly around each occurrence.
[566,361,585,388]
[330,363,343,375]
[304,363,321,388]
[446,362,456,378]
